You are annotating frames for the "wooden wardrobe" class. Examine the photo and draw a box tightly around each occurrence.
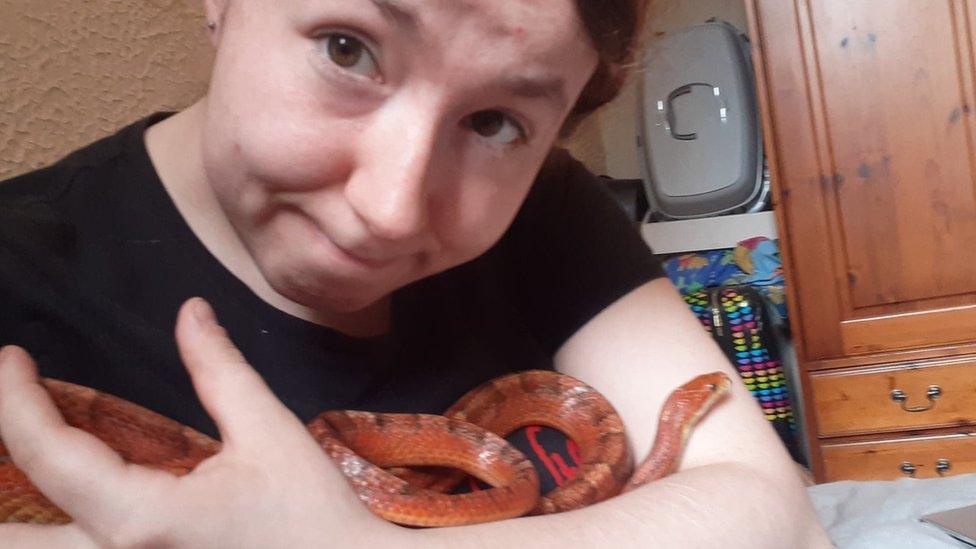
[746,0,976,482]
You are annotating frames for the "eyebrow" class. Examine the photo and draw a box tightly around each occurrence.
[367,0,568,108]
[502,75,569,108]
[370,0,419,30]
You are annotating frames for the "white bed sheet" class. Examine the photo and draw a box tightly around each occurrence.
[808,473,976,548]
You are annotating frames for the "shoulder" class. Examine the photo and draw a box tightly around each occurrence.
[0,139,108,258]
[488,148,664,354]
[534,147,596,187]
[0,112,173,208]
[515,147,608,223]
[0,163,76,258]
[0,112,174,245]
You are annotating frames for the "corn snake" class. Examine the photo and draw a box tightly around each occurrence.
[0,369,730,526]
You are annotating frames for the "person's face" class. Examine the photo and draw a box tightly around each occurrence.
[201,0,598,313]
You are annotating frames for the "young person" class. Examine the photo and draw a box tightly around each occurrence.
[0,1,829,546]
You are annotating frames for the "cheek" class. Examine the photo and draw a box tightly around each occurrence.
[204,105,355,196]
[432,177,534,260]
[205,32,355,193]
[242,120,353,192]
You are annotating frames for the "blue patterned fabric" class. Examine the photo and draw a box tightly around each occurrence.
[662,249,746,294]
[662,238,790,320]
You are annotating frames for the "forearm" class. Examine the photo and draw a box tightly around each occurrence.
[400,462,831,549]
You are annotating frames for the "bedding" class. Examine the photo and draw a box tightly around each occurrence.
[808,473,976,547]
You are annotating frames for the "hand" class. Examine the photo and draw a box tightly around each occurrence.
[0,298,404,549]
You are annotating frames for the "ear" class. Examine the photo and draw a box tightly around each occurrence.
[203,0,230,46]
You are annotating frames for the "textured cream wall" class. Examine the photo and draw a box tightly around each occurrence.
[563,0,749,177]
[1,1,747,181]
[0,0,213,179]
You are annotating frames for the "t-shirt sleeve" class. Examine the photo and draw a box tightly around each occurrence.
[496,148,665,355]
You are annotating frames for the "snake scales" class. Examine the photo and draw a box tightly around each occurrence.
[0,369,730,527]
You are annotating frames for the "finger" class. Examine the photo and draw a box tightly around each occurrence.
[0,346,162,524]
[0,523,97,549]
[174,298,309,451]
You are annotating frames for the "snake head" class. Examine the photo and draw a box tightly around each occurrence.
[670,372,732,427]
[693,372,733,395]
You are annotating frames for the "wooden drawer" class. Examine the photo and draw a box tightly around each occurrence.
[821,431,976,482]
[811,356,976,437]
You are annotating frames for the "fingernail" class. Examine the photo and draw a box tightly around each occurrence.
[0,346,11,364]
[192,298,217,326]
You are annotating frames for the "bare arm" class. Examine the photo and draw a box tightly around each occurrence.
[410,278,831,548]
[0,290,829,548]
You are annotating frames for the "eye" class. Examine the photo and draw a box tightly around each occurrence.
[322,33,380,80]
[467,110,526,145]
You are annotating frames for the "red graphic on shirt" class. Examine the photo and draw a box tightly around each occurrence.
[464,426,582,492]
[550,453,578,481]
[526,426,565,485]
[566,438,582,466]
[526,426,580,486]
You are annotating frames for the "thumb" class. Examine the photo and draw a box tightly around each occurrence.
[174,298,308,451]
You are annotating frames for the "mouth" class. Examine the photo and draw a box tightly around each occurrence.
[330,242,399,270]
[291,208,420,273]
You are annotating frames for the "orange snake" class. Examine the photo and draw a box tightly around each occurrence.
[0,369,730,527]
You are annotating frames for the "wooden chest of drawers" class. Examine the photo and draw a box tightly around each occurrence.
[811,356,976,481]
[811,357,976,437]
[747,0,976,481]
[821,431,976,481]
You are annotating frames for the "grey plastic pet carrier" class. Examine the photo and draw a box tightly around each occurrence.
[637,20,769,220]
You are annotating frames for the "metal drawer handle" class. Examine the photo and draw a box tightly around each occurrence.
[936,458,951,476]
[900,461,917,477]
[890,385,941,412]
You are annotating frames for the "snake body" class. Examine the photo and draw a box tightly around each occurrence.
[0,370,730,526]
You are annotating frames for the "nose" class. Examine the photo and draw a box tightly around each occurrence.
[345,97,442,243]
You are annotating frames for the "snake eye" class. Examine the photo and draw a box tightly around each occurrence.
[707,383,717,391]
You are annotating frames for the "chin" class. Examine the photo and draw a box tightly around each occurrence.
[315,291,383,314]
[279,274,377,311]
[265,261,388,312]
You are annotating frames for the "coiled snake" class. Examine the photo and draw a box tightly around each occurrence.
[0,369,730,527]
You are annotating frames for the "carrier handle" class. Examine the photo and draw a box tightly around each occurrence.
[665,84,700,141]
[665,82,726,141]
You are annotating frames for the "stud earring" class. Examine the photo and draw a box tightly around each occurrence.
[207,21,217,30]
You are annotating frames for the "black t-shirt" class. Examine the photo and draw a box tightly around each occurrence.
[0,112,663,493]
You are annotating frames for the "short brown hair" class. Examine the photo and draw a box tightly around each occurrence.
[567,0,650,130]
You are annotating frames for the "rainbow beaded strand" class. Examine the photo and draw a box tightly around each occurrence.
[683,288,796,430]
